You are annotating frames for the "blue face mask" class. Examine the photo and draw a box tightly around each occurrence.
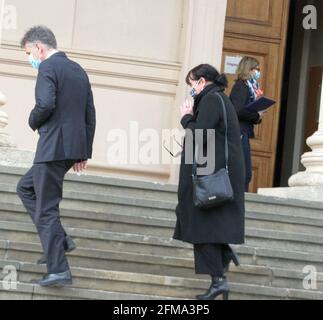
[28,53,42,70]
[253,70,261,81]
[190,79,201,98]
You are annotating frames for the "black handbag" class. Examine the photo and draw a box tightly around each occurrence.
[192,93,234,209]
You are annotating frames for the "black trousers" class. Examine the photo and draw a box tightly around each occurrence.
[241,132,252,192]
[193,243,232,276]
[16,160,76,274]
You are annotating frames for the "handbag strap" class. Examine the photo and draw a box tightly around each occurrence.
[192,92,229,176]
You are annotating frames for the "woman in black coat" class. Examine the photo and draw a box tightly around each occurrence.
[173,64,245,300]
[230,56,267,192]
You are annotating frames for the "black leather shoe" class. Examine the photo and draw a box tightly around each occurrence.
[37,236,76,265]
[196,277,229,300]
[223,245,240,273]
[31,270,72,287]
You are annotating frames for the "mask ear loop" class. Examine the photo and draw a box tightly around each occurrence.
[194,78,202,89]
[190,78,202,98]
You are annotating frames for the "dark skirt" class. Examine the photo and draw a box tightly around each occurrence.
[193,243,233,276]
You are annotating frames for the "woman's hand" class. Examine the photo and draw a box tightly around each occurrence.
[180,99,194,117]
[255,88,264,98]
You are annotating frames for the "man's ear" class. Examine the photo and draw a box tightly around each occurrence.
[35,42,43,53]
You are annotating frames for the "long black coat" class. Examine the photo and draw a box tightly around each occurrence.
[173,84,245,245]
[29,52,96,164]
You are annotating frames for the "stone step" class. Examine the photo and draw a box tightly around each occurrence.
[0,259,322,300]
[0,281,177,300]
[0,220,192,258]
[0,183,175,220]
[2,168,323,223]
[1,219,322,262]
[2,202,323,239]
[2,238,323,280]
[2,182,323,239]
[2,252,323,294]
[245,193,323,221]
[1,240,195,279]
[0,259,192,300]
[245,211,323,236]
[0,189,322,246]
[0,202,174,238]
[0,166,178,202]
[2,165,323,300]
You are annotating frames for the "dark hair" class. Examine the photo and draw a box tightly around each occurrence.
[185,64,228,88]
[20,25,57,49]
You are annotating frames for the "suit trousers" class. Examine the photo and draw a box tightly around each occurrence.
[17,160,76,274]
[193,243,232,276]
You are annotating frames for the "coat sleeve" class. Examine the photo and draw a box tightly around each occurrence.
[230,82,261,124]
[180,93,221,147]
[28,62,57,131]
[85,81,96,159]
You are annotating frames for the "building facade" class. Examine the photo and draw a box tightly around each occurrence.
[0,0,322,194]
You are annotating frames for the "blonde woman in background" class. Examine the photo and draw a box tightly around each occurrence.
[230,57,267,192]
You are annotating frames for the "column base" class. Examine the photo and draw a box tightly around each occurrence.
[288,171,323,187]
[0,132,16,148]
[0,147,34,168]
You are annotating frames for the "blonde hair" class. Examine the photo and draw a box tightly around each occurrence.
[236,56,260,81]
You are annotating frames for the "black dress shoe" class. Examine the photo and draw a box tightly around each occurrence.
[37,236,76,265]
[196,276,229,300]
[31,270,72,287]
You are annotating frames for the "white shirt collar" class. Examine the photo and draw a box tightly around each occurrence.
[46,50,59,60]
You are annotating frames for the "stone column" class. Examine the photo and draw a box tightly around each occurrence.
[258,73,323,201]
[168,0,228,184]
[288,73,323,187]
[0,90,15,147]
[0,91,34,167]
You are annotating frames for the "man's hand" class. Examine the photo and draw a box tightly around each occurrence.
[73,161,88,173]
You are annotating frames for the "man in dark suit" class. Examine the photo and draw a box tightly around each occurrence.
[16,26,96,287]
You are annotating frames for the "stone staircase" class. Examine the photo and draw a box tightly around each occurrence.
[0,165,323,300]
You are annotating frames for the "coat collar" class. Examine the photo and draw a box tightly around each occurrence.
[193,83,225,113]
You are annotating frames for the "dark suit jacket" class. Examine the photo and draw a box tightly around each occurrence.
[229,79,261,138]
[29,52,96,163]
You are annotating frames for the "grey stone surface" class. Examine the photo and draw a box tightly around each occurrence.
[1,258,322,300]
[0,149,34,168]
[258,186,323,203]
[1,164,323,299]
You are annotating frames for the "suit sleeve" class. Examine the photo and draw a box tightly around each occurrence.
[230,82,261,124]
[28,62,57,131]
[181,94,221,149]
[85,81,96,159]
